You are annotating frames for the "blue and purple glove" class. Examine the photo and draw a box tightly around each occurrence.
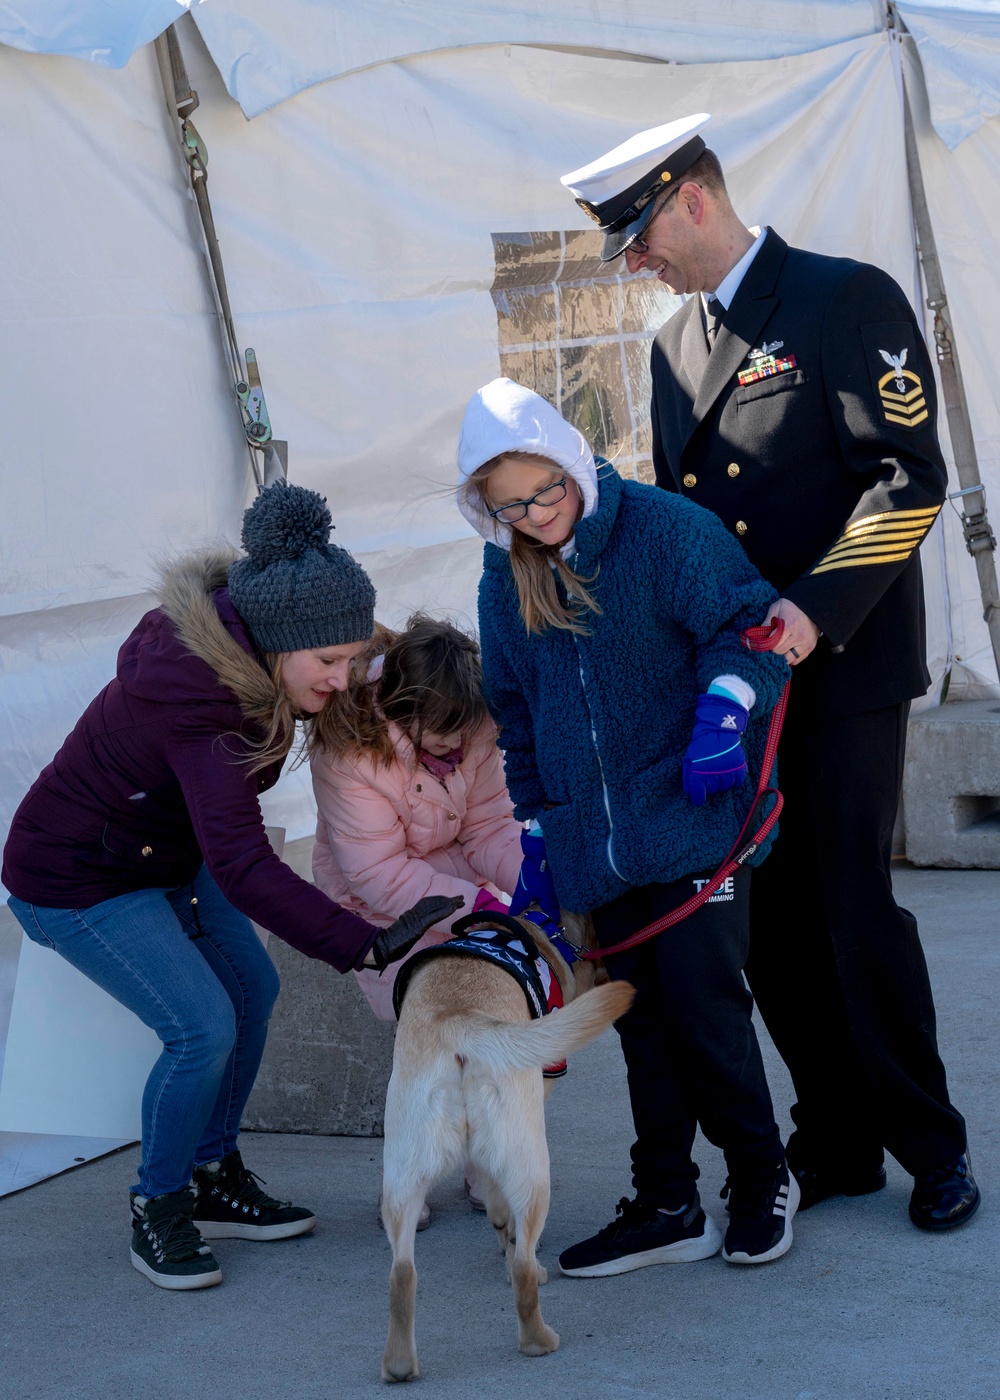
[682,693,749,807]
[509,823,561,925]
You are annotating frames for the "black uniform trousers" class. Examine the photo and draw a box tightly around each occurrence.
[592,866,784,1210]
[744,685,967,1178]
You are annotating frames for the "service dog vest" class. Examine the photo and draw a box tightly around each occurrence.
[392,928,567,1078]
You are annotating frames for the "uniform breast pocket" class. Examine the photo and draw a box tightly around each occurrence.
[733,367,806,407]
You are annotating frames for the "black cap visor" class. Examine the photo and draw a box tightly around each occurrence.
[587,132,707,262]
[600,195,662,262]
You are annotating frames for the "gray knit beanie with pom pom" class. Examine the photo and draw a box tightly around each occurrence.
[228,481,376,652]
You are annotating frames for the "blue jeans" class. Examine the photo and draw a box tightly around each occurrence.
[7,866,280,1197]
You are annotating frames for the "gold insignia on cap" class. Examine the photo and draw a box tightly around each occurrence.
[660,171,672,182]
[576,199,604,226]
[811,504,941,575]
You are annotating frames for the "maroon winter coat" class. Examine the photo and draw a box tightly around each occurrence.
[2,552,378,972]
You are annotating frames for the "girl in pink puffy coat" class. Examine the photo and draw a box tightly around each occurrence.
[311,615,524,1223]
[310,614,523,1024]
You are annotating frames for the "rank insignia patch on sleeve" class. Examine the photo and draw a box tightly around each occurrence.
[877,348,927,428]
[862,323,931,431]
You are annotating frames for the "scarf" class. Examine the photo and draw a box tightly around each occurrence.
[419,746,464,781]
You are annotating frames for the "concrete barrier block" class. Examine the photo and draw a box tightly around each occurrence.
[904,699,1000,868]
[242,835,395,1136]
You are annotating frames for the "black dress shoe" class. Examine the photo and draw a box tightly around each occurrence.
[909,1154,981,1231]
[789,1161,887,1212]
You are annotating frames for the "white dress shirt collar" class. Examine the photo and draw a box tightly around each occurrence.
[703,226,766,313]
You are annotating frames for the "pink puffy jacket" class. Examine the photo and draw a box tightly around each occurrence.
[311,721,523,1020]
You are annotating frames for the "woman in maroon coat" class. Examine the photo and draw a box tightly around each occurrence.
[2,482,460,1291]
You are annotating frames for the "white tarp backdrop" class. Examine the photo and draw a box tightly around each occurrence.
[5,0,1000,139]
[4,11,999,862]
[1,4,999,1150]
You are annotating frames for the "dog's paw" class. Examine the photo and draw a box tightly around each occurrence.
[519,1325,560,1357]
[381,1357,420,1384]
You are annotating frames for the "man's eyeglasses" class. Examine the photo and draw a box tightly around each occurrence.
[488,478,568,523]
[629,184,682,256]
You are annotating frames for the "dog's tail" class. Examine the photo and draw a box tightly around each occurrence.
[447,980,634,1076]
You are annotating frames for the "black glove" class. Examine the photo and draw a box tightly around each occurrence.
[363,894,465,973]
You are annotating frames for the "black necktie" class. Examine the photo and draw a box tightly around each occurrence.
[705,296,726,349]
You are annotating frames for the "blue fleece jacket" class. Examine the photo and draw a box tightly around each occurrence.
[478,466,787,914]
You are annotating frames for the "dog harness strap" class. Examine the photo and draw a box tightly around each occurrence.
[543,968,567,1079]
[392,930,549,1021]
[392,930,569,1074]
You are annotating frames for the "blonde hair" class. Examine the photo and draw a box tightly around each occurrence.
[240,626,394,775]
[302,624,397,766]
[469,453,601,635]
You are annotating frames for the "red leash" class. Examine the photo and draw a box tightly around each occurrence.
[578,620,791,961]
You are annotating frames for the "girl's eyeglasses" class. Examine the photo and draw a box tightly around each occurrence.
[488,478,568,523]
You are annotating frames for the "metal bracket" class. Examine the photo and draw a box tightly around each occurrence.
[236,348,273,447]
[180,118,208,176]
[948,484,997,557]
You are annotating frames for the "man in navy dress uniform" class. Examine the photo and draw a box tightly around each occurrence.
[559,114,978,1232]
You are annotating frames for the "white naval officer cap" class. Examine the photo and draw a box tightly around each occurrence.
[560,114,712,262]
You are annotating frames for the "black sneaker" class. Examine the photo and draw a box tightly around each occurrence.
[721,1162,800,1264]
[130,1188,223,1290]
[559,1194,723,1278]
[192,1150,317,1241]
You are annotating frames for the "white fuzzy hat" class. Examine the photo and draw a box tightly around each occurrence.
[456,378,598,551]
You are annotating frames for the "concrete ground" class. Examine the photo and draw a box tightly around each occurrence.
[2,865,996,1400]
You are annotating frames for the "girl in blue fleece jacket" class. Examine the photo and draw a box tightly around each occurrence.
[456,377,797,1276]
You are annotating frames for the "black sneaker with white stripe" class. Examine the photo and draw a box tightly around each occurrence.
[192,1150,317,1241]
[721,1161,800,1264]
[130,1188,223,1290]
[559,1193,723,1278]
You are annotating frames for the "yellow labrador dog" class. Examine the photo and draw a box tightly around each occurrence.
[380,911,633,1382]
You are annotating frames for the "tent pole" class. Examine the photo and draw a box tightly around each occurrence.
[154,23,288,492]
[894,29,1000,685]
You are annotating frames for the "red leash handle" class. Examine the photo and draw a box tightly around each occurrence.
[741,617,785,652]
[579,617,790,961]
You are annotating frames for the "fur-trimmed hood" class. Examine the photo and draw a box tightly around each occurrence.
[117,549,273,715]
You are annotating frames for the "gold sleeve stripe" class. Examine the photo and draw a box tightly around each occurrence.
[839,505,940,536]
[821,536,929,564]
[822,525,932,554]
[811,505,941,576]
[812,548,916,575]
[828,525,932,549]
